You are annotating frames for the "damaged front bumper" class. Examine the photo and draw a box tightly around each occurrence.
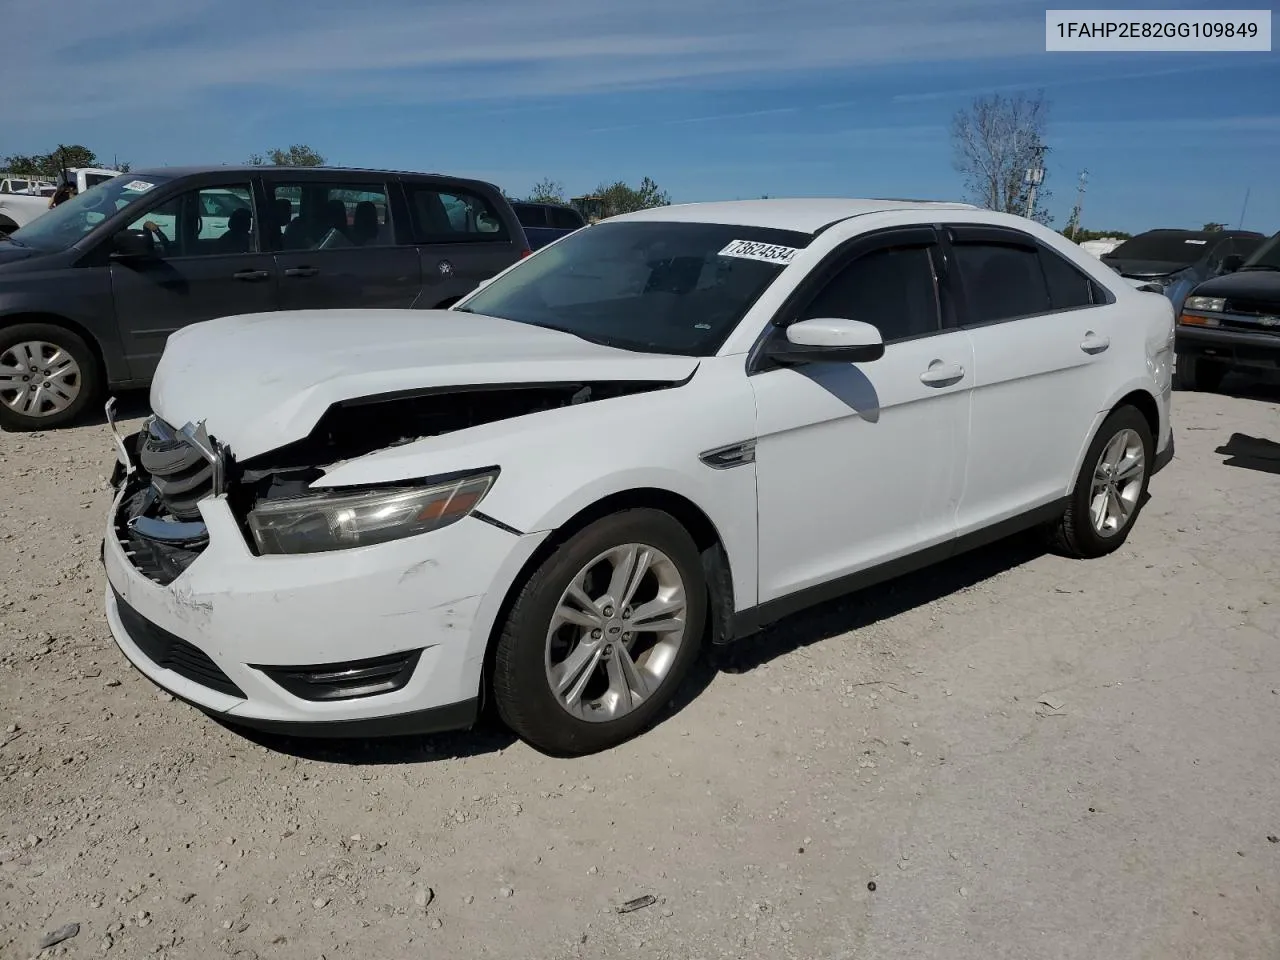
[102,474,549,738]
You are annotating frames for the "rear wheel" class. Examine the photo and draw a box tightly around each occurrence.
[1175,355,1228,393]
[0,323,101,431]
[1049,405,1153,559]
[492,508,706,756]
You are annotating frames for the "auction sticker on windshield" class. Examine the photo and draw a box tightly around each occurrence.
[123,180,156,193]
[718,239,799,264]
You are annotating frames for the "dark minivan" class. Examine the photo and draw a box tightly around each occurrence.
[0,166,530,431]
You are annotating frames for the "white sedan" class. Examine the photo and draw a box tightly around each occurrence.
[101,198,1175,755]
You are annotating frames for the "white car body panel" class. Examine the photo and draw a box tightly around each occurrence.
[151,310,700,461]
[103,197,1174,737]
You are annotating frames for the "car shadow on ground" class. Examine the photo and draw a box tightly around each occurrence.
[1215,433,1280,476]
[689,531,1049,685]
[232,531,1052,767]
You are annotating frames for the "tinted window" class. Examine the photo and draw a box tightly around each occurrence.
[953,243,1051,323]
[271,182,392,249]
[457,220,809,356]
[1039,246,1096,309]
[511,203,547,228]
[801,245,941,342]
[1107,231,1218,264]
[407,185,509,242]
[124,184,257,257]
[549,206,585,230]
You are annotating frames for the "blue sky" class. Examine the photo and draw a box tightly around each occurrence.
[6,0,1278,233]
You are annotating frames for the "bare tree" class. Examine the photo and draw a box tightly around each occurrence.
[951,93,1053,224]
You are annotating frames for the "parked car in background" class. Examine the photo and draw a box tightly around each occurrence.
[57,167,123,192]
[1,178,56,196]
[1174,229,1280,391]
[0,165,530,431]
[510,200,587,250]
[100,198,1174,755]
[1101,228,1264,314]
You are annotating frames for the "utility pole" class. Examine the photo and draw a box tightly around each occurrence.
[1068,168,1088,240]
[1024,155,1045,220]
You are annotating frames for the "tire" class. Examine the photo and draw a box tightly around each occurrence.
[0,322,102,431]
[1049,405,1154,559]
[1174,355,1228,393]
[492,508,707,756]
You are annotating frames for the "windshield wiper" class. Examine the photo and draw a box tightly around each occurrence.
[1239,264,1280,272]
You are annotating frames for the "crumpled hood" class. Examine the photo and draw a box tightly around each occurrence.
[150,309,699,461]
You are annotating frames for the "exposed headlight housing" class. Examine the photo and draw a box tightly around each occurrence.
[247,468,498,555]
[1184,296,1226,312]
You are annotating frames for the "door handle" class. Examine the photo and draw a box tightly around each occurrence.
[284,266,319,278]
[1080,331,1110,354]
[233,269,270,282]
[920,360,965,387]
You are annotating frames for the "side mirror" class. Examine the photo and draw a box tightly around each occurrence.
[1219,254,1244,274]
[766,317,885,364]
[110,228,156,260]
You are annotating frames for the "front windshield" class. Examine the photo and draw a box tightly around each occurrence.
[1242,231,1280,270]
[1107,232,1219,264]
[457,220,812,356]
[7,174,172,251]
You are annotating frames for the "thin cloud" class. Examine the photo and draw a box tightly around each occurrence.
[2,0,1044,126]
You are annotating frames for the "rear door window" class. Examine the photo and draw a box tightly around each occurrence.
[270,181,394,250]
[952,241,1052,324]
[549,206,585,230]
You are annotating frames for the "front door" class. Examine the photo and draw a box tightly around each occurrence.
[108,181,278,380]
[267,177,421,311]
[751,227,974,605]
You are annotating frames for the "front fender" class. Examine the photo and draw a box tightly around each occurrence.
[315,359,762,609]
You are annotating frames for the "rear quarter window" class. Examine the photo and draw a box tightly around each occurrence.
[406,183,512,244]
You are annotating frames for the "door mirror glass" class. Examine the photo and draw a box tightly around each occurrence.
[111,228,157,260]
[768,317,885,364]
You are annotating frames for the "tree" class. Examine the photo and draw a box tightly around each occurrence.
[951,93,1054,225]
[248,144,326,166]
[2,144,128,179]
[1062,228,1132,243]
[524,178,566,204]
[1202,222,1226,232]
[592,176,671,216]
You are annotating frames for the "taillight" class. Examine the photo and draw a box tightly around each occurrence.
[519,248,532,259]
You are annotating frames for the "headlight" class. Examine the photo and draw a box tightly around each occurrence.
[1184,296,1226,312]
[247,469,498,555]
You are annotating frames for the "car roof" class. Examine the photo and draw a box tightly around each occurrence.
[1126,228,1264,240]
[127,165,499,187]
[612,198,979,234]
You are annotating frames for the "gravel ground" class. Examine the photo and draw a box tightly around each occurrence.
[2,380,1279,960]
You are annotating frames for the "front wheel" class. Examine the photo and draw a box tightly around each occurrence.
[1049,405,1153,559]
[0,323,101,431]
[492,508,707,756]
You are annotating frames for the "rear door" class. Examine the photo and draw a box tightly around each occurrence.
[944,223,1123,533]
[107,178,279,379]
[402,179,526,308]
[265,173,421,311]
